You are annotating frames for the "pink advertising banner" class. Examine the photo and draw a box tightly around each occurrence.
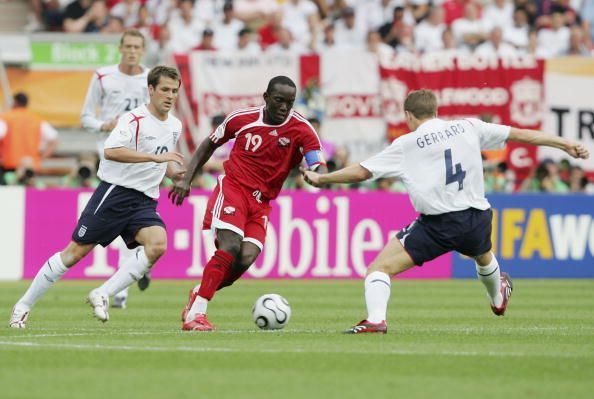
[23,189,452,279]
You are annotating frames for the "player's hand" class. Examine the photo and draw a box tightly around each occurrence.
[100,119,118,132]
[153,152,185,165]
[168,180,191,206]
[301,167,322,187]
[169,169,186,183]
[565,142,590,159]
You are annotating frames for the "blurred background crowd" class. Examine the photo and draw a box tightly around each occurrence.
[1,0,593,192]
[24,0,594,60]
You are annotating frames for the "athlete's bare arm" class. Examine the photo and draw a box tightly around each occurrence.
[303,164,371,187]
[104,146,184,164]
[508,128,590,159]
[168,139,218,206]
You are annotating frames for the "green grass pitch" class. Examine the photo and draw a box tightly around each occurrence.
[1,279,593,399]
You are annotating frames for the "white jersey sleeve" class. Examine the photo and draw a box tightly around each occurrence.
[465,118,511,150]
[104,114,135,150]
[360,140,404,179]
[80,71,105,133]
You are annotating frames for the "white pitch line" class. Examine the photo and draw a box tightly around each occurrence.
[0,340,591,358]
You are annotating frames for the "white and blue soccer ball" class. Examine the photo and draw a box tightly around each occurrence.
[252,294,291,330]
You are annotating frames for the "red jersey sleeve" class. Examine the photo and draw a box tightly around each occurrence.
[297,117,322,154]
[208,108,259,147]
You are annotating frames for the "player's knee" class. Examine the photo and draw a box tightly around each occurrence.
[238,252,258,269]
[144,238,167,262]
[61,242,92,266]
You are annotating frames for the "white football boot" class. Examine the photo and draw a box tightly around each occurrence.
[87,289,109,322]
[9,305,30,329]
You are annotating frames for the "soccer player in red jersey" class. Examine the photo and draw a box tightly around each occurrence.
[169,76,327,331]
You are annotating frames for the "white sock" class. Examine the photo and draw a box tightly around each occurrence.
[186,284,208,322]
[365,271,391,323]
[17,252,68,310]
[476,254,503,307]
[98,247,151,296]
[114,286,129,301]
[113,246,138,300]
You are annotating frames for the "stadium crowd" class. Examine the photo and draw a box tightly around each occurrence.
[25,0,594,59]
[2,1,593,191]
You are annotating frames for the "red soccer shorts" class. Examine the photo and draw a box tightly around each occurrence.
[202,175,271,250]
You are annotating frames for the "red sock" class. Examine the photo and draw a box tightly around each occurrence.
[198,250,234,300]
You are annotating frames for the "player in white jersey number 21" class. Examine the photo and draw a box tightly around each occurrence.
[303,89,590,334]
[9,66,185,328]
[80,29,151,309]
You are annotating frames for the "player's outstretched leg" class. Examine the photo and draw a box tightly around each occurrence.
[9,242,94,328]
[344,271,390,334]
[344,237,415,334]
[474,252,513,315]
[88,247,151,322]
[181,249,234,331]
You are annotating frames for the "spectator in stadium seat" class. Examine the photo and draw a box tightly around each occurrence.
[367,30,395,58]
[100,15,125,34]
[314,23,337,52]
[566,25,590,55]
[520,159,569,193]
[359,0,402,33]
[0,92,58,176]
[475,26,518,58]
[482,0,514,31]
[413,5,446,53]
[536,8,570,57]
[451,1,488,50]
[568,165,594,193]
[235,28,262,55]
[281,0,319,51]
[63,0,109,33]
[109,0,141,28]
[167,0,204,53]
[333,6,367,49]
[265,27,308,55]
[503,6,531,52]
[213,2,246,51]
[192,28,217,51]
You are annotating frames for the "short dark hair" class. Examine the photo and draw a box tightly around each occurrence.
[13,92,28,107]
[120,29,145,47]
[404,89,438,119]
[147,65,181,88]
[266,76,296,94]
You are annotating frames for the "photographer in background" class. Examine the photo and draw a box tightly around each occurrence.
[0,92,58,185]
[61,153,100,188]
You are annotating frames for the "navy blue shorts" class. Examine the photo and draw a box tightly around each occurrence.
[72,181,165,249]
[396,208,493,266]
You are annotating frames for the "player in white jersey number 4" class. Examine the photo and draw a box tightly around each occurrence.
[303,89,590,334]
[9,66,185,328]
[80,29,151,308]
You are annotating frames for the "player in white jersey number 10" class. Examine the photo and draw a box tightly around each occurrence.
[303,89,590,334]
[9,66,185,328]
[80,29,151,308]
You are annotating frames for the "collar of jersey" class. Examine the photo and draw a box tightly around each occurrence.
[258,106,294,128]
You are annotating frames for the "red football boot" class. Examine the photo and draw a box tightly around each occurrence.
[182,313,215,331]
[181,286,200,322]
[343,320,388,334]
[491,272,513,316]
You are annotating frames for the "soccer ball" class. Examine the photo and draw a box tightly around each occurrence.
[252,294,291,330]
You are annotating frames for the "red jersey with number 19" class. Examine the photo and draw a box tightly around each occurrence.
[209,106,322,200]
